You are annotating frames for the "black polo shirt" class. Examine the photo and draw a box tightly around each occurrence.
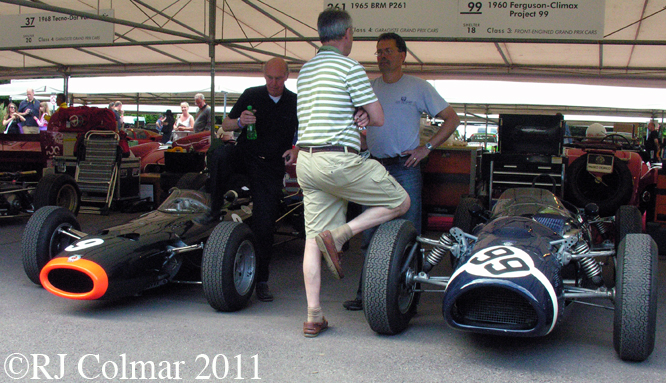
[229,85,298,161]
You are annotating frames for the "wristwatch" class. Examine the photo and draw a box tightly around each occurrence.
[425,142,433,151]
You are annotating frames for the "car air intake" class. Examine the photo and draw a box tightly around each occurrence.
[46,269,94,294]
[450,287,538,330]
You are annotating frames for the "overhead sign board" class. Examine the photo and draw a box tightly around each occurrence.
[456,1,605,40]
[325,0,604,40]
[0,9,114,48]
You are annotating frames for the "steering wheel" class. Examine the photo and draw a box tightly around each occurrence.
[600,133,632,147]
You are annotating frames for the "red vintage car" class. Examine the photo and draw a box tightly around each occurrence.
[123,127,162,145]
[564,134,658,217]
[129,131,216,173]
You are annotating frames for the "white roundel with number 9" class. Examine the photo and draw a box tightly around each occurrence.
[65,238,105,252]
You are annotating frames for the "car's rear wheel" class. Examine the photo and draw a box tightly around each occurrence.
[565,154,632,216]
[363,219,420,335]
[22,206,81,285]
[33,173,81,214]
[613,233,658,362]
[453,197,481,233]
[202,222,257,312]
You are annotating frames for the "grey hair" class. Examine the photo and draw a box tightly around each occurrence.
[317,8,352,43]
[194,93,205,101]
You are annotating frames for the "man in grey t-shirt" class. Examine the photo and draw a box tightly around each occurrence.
[344,32,460,311]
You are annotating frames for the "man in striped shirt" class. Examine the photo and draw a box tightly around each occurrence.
[295,8,410,337]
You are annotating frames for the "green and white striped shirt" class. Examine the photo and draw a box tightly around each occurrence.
[296,46,378,151]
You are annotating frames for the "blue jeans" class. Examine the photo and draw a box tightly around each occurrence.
[362,157,422,248]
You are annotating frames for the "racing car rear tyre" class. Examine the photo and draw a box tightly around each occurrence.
[33,173,81,215]
[565,154,632,217]
[22,206,81,285]
[613,233,658,362]
[176,172,208,191]
[363,219,420,335]
[615,205,642,247]
[202,222,257,312]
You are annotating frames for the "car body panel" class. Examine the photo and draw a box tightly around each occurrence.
[39,189,252,300]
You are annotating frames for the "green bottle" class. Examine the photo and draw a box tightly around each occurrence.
[246,105,257,140]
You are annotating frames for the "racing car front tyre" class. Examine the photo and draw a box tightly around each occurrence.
[33,173,81,215]
[202,222,257,312]
[176,172,208,191]
[615,205,642,247]
[363,219,420,335]
[22,206,81,285]
[613,233,658,362]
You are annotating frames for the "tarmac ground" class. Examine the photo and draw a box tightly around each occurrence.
[1,211,665,382]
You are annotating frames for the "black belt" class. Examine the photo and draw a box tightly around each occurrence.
[372,155,405,166]
[305,146,359,154]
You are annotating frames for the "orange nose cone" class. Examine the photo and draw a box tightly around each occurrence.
[40,257,109,300]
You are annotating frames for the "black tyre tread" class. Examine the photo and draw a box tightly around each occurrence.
[613,234,658,362]
[615,205,642,246]
[363,219,418,335]
[33,173,81,214]
[21,206,80,285]
[453,197,480,233]
[565,154,633,216]
[175,172,208,191]
[202,222,256,312]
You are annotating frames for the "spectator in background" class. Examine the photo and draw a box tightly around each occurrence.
[172,101,195,141]
[113,101,124,130]
[155,115,165,133]
[646,121,661,163]
[18,88,40,133]
[161,109,175,145]
[193,93,212,133]
[34,102,50,130]
[585,122,607,138]
[3,103,25,134]
[45,94,67,123]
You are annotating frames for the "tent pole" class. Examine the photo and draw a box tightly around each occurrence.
[63,75,69,100]
[209,0,216,138]
[136,93,140,126]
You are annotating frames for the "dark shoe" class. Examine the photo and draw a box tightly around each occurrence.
[193,211,220,226]
[315,230,343,279]
[343,298,363,311]
[255,282,273,302]
[303,317,329,338]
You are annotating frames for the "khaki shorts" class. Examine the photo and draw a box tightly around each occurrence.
[296,150,407,238]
